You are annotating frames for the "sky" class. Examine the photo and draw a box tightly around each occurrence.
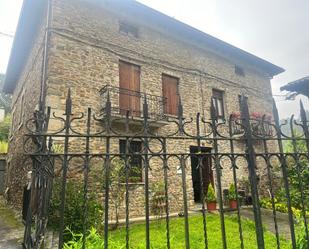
[0,0,308,118]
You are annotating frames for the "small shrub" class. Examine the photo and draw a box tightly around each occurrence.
[205,184,216,203]
[49,178,103,240]
[0,115,11,141]
[228,183,237,200]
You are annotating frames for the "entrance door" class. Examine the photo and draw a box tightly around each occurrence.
[190,146,214,202]
[119,61,141,116]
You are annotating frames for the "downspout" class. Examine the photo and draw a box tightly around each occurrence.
[39,0,53,111]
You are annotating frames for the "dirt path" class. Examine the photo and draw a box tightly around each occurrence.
[0,196,23,249]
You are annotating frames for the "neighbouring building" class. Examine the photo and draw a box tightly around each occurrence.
[281,76,309,98]
[3,0,284,218]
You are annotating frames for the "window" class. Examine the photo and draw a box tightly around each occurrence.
[18,89,25,127]
[235,65,245,76]
[212,89,224,119]
[119,21,139,38]
[162,74,179,116]
[119,61,141,116]
[119,140,143,182]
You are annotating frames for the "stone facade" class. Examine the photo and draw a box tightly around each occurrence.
[6,0,281,217]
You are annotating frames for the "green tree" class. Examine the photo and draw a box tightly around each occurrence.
[0,114,11,141]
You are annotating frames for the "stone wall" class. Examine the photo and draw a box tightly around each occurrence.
[5,8,47,208]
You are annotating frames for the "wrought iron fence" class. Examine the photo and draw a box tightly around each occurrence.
[22,90,309,249]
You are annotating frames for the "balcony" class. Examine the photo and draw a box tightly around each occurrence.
[230,112,273,138]
[99,85,167,126]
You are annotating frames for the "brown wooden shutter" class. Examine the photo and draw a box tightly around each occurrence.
[119,61,140,116]
[162,74,179,116]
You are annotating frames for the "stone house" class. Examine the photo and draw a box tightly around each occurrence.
[3,0,284,217]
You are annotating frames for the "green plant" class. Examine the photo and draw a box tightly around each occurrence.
[205,184,216,203]
[151,181,166,217]
[49,178,103,240]
[296,221,309,249]
[0,140,8,153]
[0,115,11,141]
[228,183,237,201]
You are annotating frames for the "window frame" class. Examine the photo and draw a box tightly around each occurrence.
[235,65,245,77]
[212,89,225,119]
[119,140,143,183]
[119,21,139,38]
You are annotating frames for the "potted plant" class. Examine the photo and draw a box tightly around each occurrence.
[205,184,217,211]
[228,183,238,210]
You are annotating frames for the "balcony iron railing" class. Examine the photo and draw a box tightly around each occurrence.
[99,85,167,121]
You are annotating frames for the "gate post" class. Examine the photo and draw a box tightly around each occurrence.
[240,96,265,248]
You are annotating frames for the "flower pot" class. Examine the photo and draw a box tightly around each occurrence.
[206,201,217,211]
[229,199,238,210]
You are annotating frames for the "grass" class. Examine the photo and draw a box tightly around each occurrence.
[66,214,291,249]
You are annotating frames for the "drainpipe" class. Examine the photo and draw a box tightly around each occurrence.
[39,0,53,111]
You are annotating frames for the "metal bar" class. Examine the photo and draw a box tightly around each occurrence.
[143,95,151,249]
[210,100,227,249]
[162,138,171,249]
[124,111,130,249]
[262,138,280,248]
[180,155,190,249]
[104,91,112,249]
[82,108,91,249]
[272,99,297,248]
[228,118,244,249]
[58,89,72,249]
[196,113,208,249]
[290,101,309,242]
[240,95,265,248]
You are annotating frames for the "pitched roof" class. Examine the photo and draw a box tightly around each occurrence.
[3,0,284,93]
[280,76,309,97]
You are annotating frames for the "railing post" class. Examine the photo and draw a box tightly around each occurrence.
[240,95,264,248]
[143,95,151,249]
[272,99,297,248]
[210,100,227,249]
[58,89,72,249]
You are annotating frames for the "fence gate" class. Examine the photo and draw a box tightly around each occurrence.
[22,90,308,249]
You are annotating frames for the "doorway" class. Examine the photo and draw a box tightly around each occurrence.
[190,146,214,203]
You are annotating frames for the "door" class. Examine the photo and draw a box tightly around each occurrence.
[190,146,214,202]
[119,61,141,116]
[0,159,6,194]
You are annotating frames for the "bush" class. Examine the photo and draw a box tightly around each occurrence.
[49,178,103,240]
[297,221,309,249]
[0,115,11,141]
[228,183,237,201]
[205,184,216,203]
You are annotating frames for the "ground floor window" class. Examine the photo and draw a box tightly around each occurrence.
[119,140,143,182]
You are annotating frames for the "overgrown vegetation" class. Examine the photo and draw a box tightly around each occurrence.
[49,178,103,240]
[63,214,291,249]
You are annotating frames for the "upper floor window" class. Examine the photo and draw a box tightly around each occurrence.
[235,65,245,76]
[119,21,139,38]
[162,74,179,116]
[212,89,225,119]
